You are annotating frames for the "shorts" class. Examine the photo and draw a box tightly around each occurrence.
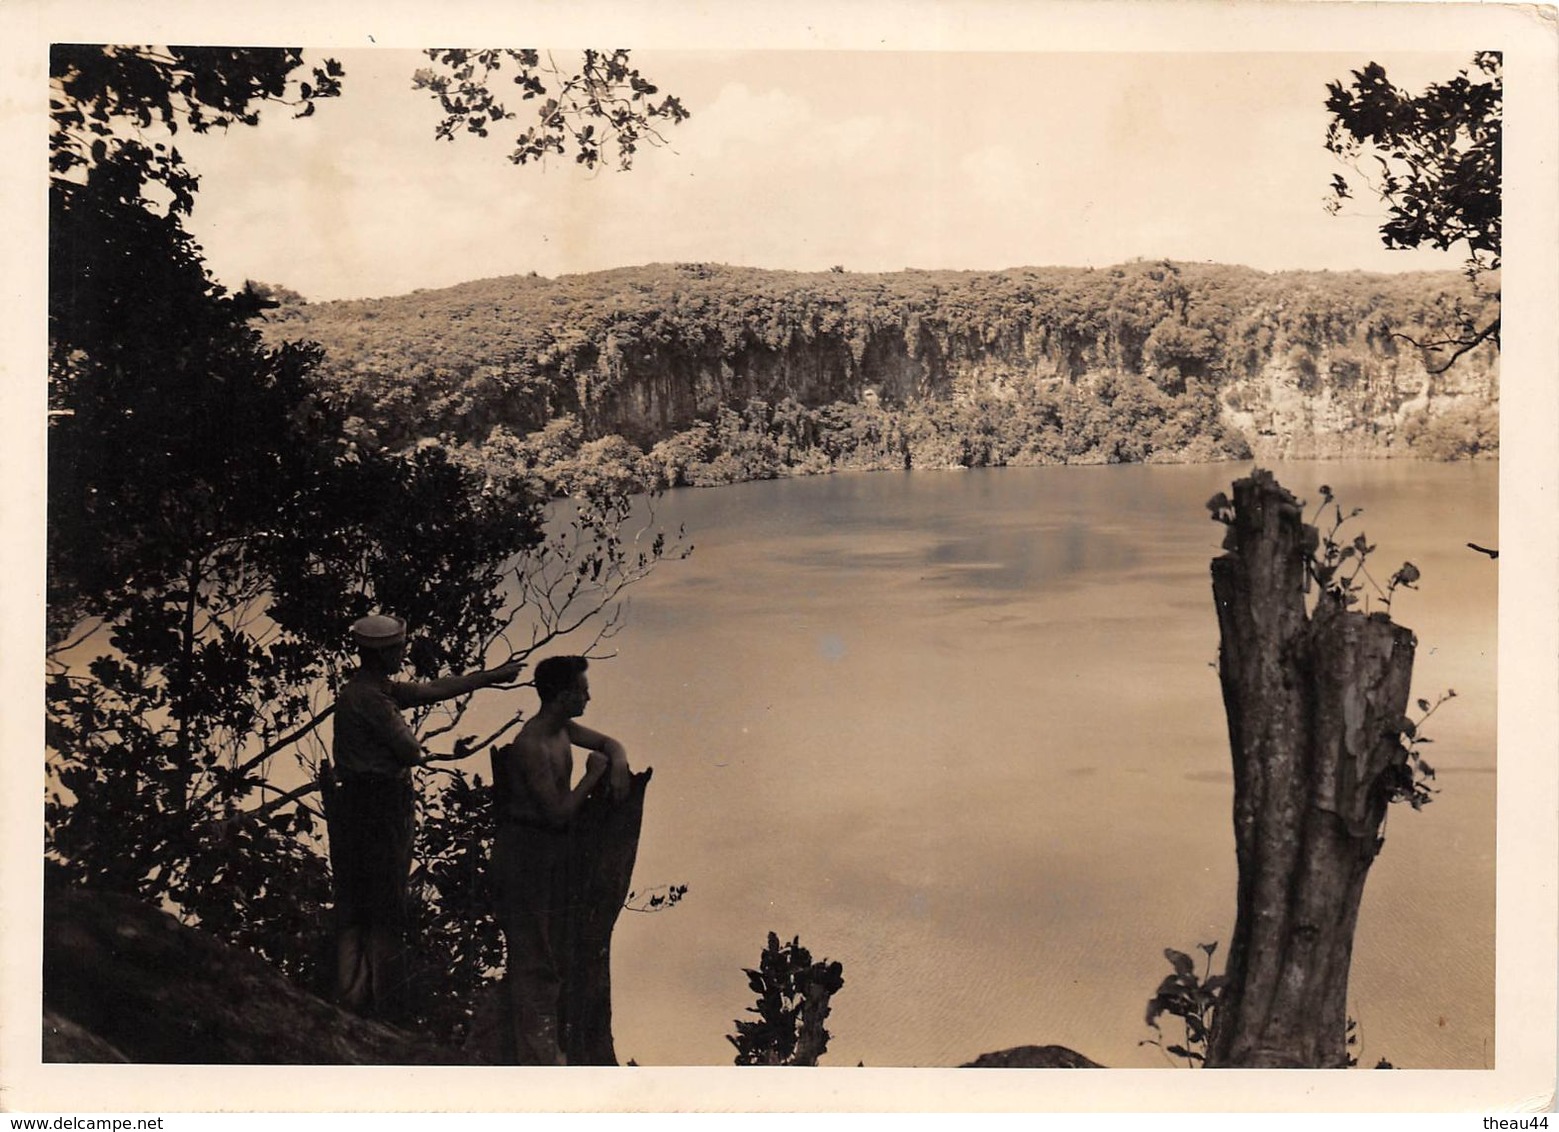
[326,774,415,928]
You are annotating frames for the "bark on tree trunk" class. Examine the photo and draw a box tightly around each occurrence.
[557,767,652,1066]
[1205,470,1416,1069]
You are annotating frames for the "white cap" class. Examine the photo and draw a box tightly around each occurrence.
[350,614,406,650]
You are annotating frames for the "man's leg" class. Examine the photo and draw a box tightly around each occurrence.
[366,924,409,1024]
[336,924,371,1014]
[493,826,567,1065]
[353,776,415,1024]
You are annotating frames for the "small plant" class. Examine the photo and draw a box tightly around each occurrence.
[624,882,688,913]
[1345,1015,1397,1068]
[1142,941,1224,1067]
[1206,483,1422,616]
[728,932,845,1066]
[1303,484,1420,614]
[1381,689,1455,811]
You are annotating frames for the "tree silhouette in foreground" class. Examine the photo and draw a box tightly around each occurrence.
[1325,52,1501,373]
[46,44,690,1039]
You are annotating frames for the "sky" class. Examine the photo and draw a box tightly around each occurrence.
[5,3,1559,1114]
[166,48,1486,302]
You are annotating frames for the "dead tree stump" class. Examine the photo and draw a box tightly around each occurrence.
[558,767,652,1066]
[1206,470,1416,1068]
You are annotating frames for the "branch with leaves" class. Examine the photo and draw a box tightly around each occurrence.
[1380,689,1454,812]
[1388,313,1501,375]
[50,46,343,216]
[1325,52,1500,372]
[413,48,689,172]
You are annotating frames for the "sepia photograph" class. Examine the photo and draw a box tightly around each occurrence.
[4,0,1555,1116]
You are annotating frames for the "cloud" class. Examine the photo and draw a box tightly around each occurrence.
[177,49,1484,299]
[678,82,817,161]
[959,145,1043,204]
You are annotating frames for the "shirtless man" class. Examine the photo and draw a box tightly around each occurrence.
[489,655,630,1064]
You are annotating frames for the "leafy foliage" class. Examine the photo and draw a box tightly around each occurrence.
[48,45,346,633]
[624,883,690,914]
[1142,942,1225,1067]
[1326,53,1501,371]
[405,769,504,1039]
[50,45,343,218]
[271,259,1496,475]
[1291,483,1423,616]
[47,44,690,1042]
[1325,53,1501,271]
[413,49,689,170]
[1382,690,1455,812]
[729,932,846,1066]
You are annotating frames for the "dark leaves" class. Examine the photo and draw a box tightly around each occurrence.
[1142,941,1224,1066]
[1325,55,1501,279]
[414,47,690,172]
[729,932,845,1066]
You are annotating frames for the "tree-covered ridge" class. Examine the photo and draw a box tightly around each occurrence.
[267,260,1498,475]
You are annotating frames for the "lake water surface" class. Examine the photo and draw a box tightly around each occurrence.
[471,460,1498,1068]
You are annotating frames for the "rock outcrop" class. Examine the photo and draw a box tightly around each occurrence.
[1217,339,1496,460]
[960,1045,1105,1068]
[43,885,459,1064]
[43,772,652,1066]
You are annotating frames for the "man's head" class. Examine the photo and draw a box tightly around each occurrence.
[535,655,590,717]
[351,613,407,675]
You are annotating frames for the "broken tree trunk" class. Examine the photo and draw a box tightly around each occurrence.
[461,768,653,1066]
[557,766,652,1066]
[1205,470,1417,1069]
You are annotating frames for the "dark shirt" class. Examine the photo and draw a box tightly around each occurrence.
[333,668,422,778]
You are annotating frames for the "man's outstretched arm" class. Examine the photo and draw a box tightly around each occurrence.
[395,659,525,707]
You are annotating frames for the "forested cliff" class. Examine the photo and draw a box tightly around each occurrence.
[263,260,1498,488]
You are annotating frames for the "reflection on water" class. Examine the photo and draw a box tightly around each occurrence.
[468,461,1497,1068]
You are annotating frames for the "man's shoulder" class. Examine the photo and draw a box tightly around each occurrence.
[510,721,565,757]
[338,671,397,708]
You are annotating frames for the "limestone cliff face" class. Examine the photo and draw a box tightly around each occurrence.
[1216,337,1499,460]
[282,262,1500,458]
[588,333,949,441]
[584,322,1497,459]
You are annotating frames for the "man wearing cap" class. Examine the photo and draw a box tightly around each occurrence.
[327,612,522,1021]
